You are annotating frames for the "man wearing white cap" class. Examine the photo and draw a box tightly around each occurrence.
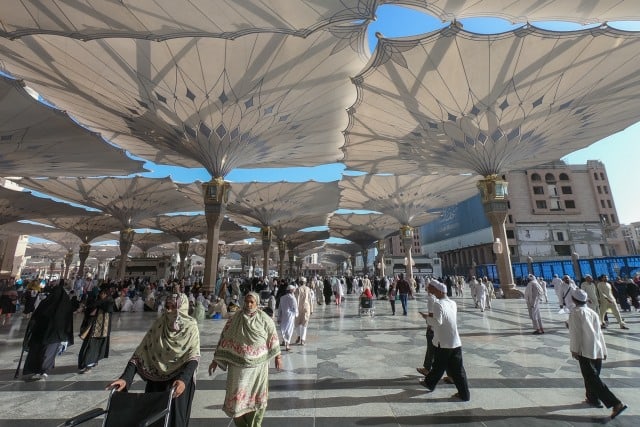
[524,274,544,335]
[294,277,313,346]
[417,280,439,376]
[567,288,627,419]
[278,284,298,351]
[418,280,470,401]
[524,274,544,334]
[580,275,600,316]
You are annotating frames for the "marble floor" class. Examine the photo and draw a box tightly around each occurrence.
[0,290,638,427]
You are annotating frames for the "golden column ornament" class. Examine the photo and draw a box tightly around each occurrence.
[77,243,91,280]
[477,175,522,298]
[400,225,414,280]
[63,249,74,280]
[260,226,272,279]
[178,242,190,279]
[277,239,286,279]
[202,177,230,293]
[118,228,135,281]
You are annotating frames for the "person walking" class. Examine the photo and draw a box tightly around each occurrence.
[524,274,544,334]
[78,288,114,373]
[597,275,628,330]
[278,285,298,351]
[294,277,313,345]
[107,291,200,427]
[567,289,627,419]
[388,279,397,315]
[476,277,487,312]
[22,282,74,381]
[580,275,600,317]
[396,273,412,316]
[209,292,282,427]
[417,280,439,376]
[418,281,470,401]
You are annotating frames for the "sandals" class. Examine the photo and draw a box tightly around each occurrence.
[611,403,627,419]
[416,367,429,376]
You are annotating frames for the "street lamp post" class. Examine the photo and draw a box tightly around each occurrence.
[400,225,414,280]
[478,176,522,298]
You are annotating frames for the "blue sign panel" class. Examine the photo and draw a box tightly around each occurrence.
[420,194,490,242]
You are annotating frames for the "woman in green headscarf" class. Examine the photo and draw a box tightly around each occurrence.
[108,291,200,427]
[209,292,282,427]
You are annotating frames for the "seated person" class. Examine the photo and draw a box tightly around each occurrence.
[209,297,228,319]
[227,295,241,315]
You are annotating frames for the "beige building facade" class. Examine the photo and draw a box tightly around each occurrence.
[418,160,625,276]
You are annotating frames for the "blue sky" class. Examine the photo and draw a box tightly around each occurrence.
[139,5,640,225]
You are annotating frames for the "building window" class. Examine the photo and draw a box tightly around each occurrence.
[594,172,599,180]
[561,186,572,194]
[559,173,569,181]
[525,230,531,238]
[536,200,547,209]
[533,186,544,194]
[603,186,609,194]
[600,172,605,180]
[508,214,513,223]
[531,173,541,181]
[550,199,562,210]
[611,214,616,224]
[545,173,555,183]
[597,186,602,194]
[600,200,605,208]
[554,245,571,256]
[507,201,511,209]
[506,229,515,239]
[565,200,576,209]
[556,232,565,241]
[607,200,612,208]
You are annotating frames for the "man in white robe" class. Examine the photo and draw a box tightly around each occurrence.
[278,285,298,351]
[294,277,313,345]
[524,274,544,334]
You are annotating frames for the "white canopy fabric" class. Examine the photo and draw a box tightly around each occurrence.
[139,214,247,242]
[226,181,340,229]
[0,185,89,225]
[339,174,478,226]
[0,75,145,177]
[0,221,56,236]
[36,214,123,243]
[0,0,377,40]
[397,0,640,24]
[131,232,179,253]
[18,176,201,227]
[344,24,640,176]
[329,213,400,248]
[0,27,368,177]
[2,1,637,42]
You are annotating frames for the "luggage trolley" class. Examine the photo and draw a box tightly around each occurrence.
[62,386,175,427]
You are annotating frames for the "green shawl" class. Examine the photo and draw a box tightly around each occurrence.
[131,293,200,381]
[214,299,280,370]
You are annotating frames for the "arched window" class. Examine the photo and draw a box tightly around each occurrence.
[545,173,556,183]
[559,173,569,181]
[531,173,541,181]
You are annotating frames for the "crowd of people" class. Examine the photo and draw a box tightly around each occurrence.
[1,268,636,424]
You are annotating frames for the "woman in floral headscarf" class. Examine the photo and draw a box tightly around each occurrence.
[209,292,282,427]
[108,291,200,427]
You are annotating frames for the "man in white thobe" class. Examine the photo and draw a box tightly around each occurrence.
[278,285,298,351]
[525,274,544,334]
[295,277,313,345]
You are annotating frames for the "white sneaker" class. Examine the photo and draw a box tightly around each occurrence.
[30,374,41,381]
[41,373,48,379]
